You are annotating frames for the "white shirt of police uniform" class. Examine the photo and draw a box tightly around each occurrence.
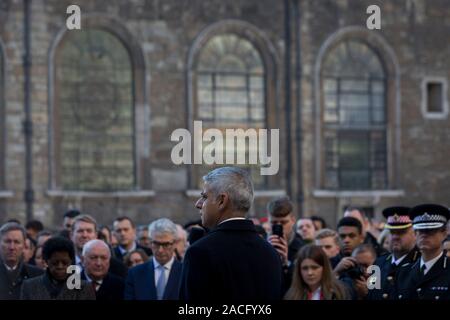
[153,256,175,292]
[4,263,19,271]
[420,251,444,275]
[118,241,137,256]
[391,253,408,266]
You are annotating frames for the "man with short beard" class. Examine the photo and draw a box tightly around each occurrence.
[367,206,420,300]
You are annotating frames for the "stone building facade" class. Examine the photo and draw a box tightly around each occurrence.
[0,0,449,228]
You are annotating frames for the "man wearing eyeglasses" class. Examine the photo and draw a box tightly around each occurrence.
[124,218,182,300]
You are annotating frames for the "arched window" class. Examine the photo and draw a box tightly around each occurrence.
[193,34,267,188]
[321,40,387,190]
[54,29,135,191]
[0,44,4,188]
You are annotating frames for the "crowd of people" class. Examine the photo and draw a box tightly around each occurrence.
[1,166,450,301]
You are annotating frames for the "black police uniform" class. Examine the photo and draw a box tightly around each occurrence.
[394,204,450,300]
[367,206,420,300]
[367,248,420,300]
[396,252,450,300]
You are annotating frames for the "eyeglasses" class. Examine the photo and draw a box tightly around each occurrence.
[150,240,174,249]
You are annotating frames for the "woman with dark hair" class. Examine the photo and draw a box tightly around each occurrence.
[20,237,95,300]
[285,244,349,300]
[124,249,149,268]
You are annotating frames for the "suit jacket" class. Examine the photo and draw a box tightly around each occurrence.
[179,219,283,301]
[395,251,450,300]
[20,272,96,300]
[367,247,420,300]
[0,260,43,300]
[113,243,152,262]
[81,271,125,301]
[108,256,128,279]
[124,258,182,300]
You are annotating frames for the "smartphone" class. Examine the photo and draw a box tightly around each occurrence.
[272,224,283,238]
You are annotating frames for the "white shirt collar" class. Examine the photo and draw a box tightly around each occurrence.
[420,251,444,275]
[118,241,137,255]
[153,256,175,271]
[218,217,246,226]
[84,271,103,285]
[3,263,19,271]
[310,287,322,300]
[392,253,408,266]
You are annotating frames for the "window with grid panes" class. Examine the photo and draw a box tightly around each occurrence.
[194,34,267,188]
[55,29,135,191]
[322,41,387,190]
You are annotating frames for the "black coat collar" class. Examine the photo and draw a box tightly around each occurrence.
[210,219,255,233]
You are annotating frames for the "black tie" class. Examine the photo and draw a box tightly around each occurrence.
[420,264,427,276]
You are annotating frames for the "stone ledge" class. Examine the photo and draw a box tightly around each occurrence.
[185,189,286,198]
[312,190,405,198]
[0,190,14,198]
[46,190,156,198]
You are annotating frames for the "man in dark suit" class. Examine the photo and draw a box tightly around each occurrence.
[113,217,152,262]
[71,215,127,279]
[179,167,283,301]
[125,218,182,300]
[396,204,450,300]
[0,222,43,299]
[81,239,125,301]
[367,206,420,300]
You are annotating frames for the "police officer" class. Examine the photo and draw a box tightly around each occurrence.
[396,204,450,300]
[367,206,420,300]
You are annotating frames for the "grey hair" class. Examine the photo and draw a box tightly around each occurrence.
[203,166,254,212]
[175,224,187,241]
[148,218,178,239]
[82,239,111,258]
[0,222,26,241]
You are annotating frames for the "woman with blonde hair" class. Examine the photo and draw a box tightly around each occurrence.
[285,244,349,300]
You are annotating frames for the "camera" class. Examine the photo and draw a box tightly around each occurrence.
[272,224,283,238]
[347,264,366,279]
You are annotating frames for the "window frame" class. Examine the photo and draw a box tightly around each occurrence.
[321,41,388,191]
[48,17,150,193]
[421,77,449,120]
[186,21,281,191]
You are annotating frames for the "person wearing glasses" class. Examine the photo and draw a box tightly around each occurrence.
[124,218,182,300]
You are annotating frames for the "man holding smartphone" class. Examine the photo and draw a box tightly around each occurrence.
[267,197,305,293]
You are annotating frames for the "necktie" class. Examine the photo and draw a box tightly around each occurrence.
[92,281,100,292]
[156,265,166,300]
[420,264,427,276]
